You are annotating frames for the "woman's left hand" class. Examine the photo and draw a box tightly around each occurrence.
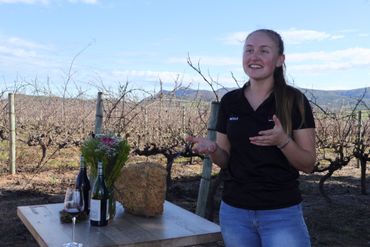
[249,115,289,147]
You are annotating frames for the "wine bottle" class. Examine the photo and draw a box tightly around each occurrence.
[90,161,109,226]
[75,155,91,214]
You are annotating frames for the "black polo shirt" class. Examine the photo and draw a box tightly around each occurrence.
[216,84,315,210]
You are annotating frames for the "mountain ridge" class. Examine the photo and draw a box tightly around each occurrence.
[161,87,370,110]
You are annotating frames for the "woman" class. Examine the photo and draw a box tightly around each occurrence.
[187,29,316,247]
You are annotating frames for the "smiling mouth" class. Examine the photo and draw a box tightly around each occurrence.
[249,64,263,69]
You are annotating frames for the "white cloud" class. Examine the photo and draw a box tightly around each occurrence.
[281,29,342,44]
[288,47,370,73]
[0,0,98,4]
[111,70,186,83]
[68,0,98,4]
[0,45,38,57]
[168,56,240,67]
[114,47,370,88]
[0,0,48,4]
[221,32,247,45]
[289,63,352,73]
[108,69,241,90]
[222,29,343,46]
[358,33,369,37]
[0,35,62,77]
[4,37,50,50]
[0,36,51,57]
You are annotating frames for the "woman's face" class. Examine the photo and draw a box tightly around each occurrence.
[242,31,284,83]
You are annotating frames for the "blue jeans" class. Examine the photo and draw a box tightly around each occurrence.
[219,201,311,247]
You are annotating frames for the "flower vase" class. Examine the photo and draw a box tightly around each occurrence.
[81,133,130,222]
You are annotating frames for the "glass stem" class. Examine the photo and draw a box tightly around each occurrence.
[72,216,76,243]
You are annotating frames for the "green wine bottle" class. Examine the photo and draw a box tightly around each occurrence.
[75,155,90,215]
[90,161,109,226]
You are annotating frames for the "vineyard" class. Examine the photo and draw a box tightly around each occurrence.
[0,83,370,246]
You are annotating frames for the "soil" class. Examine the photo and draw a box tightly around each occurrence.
[1,160,370,247]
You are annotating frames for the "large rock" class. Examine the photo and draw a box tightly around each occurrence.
[115,162,167,217]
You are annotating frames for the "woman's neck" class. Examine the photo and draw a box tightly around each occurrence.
[244,79,274,111]
[248,79,274,97]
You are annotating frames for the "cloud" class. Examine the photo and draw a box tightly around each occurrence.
[114,47,370,87]
[0,0,98,4]
[110,70,188,84]
[0,36,51,57]
[288,47,370,63]
[288,47,370,72]
[358,33,369,37]
[221,32,247,45]
[4,36,50,50]
[0,45,37,57]
[281,29,343,44]
[222,29,343,46]
[168,56,240,67]
[0,0,48,4]
[0,35,62,76]
[110,67,245,89]
[68,0,98,4]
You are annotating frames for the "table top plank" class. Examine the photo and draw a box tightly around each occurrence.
[17,201,222,247]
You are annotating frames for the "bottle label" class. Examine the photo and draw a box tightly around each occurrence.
[90,199,109,221]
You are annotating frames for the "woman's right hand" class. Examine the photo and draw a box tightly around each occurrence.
[186,136,217,155]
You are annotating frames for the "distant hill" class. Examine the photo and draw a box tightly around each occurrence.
[160,87,370,110]
[300,88,370,110]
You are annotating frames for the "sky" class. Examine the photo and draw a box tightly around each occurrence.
[0,0,370,96]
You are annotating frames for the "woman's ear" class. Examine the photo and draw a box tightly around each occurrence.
[276,54,285,67]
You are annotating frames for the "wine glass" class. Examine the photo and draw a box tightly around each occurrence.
[63,188,84,247]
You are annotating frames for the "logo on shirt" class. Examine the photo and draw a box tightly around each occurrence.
[229,116,239,121]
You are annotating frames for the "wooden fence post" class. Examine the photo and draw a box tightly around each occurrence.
[181,106,185,134]
[95,92,103,135]
[8,93,16,175]
[144,106,148,144]
[196,101,219,217]
[356,111,362,168]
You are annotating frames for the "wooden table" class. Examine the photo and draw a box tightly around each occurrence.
[17,201,222,247]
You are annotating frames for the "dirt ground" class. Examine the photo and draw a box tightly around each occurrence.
[1,160,370,247]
